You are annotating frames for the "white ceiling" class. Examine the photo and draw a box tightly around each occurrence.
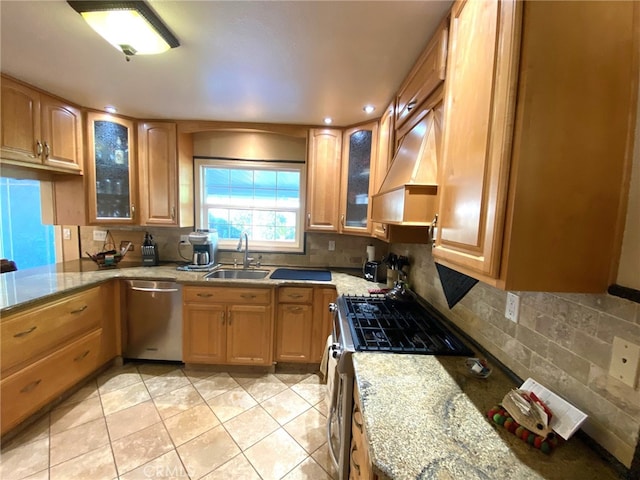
[0,0,452,127]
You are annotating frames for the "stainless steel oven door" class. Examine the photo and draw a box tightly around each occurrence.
[326,302,355,480]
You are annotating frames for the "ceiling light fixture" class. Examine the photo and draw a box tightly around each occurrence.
[363,105,375,114]
[323,117,333,125]
[67,1,179,57]
[104,105,117,113]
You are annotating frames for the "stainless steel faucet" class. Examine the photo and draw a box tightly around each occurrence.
[236,231,254,268]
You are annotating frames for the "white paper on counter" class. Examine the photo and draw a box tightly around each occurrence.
[520,378,588,440]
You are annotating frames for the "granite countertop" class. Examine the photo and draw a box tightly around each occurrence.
[0,260,382,313]
[353,353,623,480]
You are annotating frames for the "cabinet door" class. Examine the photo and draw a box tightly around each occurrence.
[306,129,342,232]
[310,287,337,362]
[40,94,83,172]
[433,0,517,277]
[138,122,178,226]
[86,112,138,225]
[276,304,313,362]
[0,78,41,164]
[371,103,395,241]
[226,305,272,365]
[182,303,226,364]
[340,123,378,235]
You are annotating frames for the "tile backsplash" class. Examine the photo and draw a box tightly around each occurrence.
[392,243,639,469]
[79,227,387,269]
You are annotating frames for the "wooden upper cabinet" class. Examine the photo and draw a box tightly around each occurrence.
[340,122,378,236]
[434,0,638,292]
[435,0,511,278]
[306,128,343,232]
[86,112,138,225]
[40,94,83,172]
[0,76,82,173]
[138,122,178,226]
[395,16,448,131]
[371,102,395,241]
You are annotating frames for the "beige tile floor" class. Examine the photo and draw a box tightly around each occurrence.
[0,363,338,480]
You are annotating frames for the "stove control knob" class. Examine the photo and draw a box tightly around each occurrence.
[331,343,341,358]
[328,303,337,313]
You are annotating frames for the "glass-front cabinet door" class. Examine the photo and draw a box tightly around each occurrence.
[86,112,137,224]
[340,122,378,235]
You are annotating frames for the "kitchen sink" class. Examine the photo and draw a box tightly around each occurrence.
[204,268,270,280]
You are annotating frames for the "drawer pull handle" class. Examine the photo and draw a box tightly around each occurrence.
[288,294,303,299]
[288,306,303,312]
[74,350,90,362]
[197,293,213,298]
[70,305,88,314]
[228,313,232,325]
[20,379,41,393]
[407,100,417,111]
[240,294,256,299]
[221,311,225,325]
[14,326,37,338]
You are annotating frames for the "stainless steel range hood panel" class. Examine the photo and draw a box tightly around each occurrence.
[371,107,441,225]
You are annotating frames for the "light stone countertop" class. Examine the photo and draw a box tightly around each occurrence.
[0,260,381,313]
[1,261,622,479]
[353,353,623,480]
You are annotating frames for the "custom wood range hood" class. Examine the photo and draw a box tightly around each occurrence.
[371,105,441,227]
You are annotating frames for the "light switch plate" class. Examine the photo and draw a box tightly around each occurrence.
[63,228,71,240]
[609,337,640,388]
[505,292,520,323]
[328,241,335,251]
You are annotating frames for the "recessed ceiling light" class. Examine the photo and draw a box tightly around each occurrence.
[363,105,375,114]
[104,105,117,113]
[323,117,333,125]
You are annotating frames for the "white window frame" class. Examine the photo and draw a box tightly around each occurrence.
[194,157,306,253]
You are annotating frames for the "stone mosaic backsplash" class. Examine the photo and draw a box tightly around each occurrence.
[392,242,639,469]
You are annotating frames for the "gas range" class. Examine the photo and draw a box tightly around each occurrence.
[333,294,473,356]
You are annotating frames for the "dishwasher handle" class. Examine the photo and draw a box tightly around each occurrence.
[130,286,180,293]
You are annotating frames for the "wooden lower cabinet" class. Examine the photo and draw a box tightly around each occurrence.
[0,282,118,436]
[275,286,337,364]
[182,286,274,366]
[1,330,102,433]
[350,383,377,480]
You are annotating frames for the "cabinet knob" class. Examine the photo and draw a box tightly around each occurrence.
[228,313,232,325]
[407,100,417,111]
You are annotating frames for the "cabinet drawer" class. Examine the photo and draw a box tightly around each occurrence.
[1,286,105,375]
[395,20,448,130]
[184,287,271,305]
[278,287,313,304]
[1,329,102,434]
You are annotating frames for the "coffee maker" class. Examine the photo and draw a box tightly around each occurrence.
[188,230,218,266]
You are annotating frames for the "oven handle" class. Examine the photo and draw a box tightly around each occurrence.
[326,348,341,473]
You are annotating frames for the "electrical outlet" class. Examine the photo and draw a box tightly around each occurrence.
[93,230,107,241]
[63,228,71,240]
[180,235,189,243]
[609,337,640,388]
[328,241,335,251]
[505,292,520,323]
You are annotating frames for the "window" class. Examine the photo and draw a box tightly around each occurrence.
[194,158,305,253]
[0,177,56,270]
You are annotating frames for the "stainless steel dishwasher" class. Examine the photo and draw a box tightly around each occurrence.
[124,280,182,361]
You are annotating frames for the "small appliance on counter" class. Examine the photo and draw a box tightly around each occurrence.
[176,230,219,271]
[363,261,383,282]
[141,232,159,266]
